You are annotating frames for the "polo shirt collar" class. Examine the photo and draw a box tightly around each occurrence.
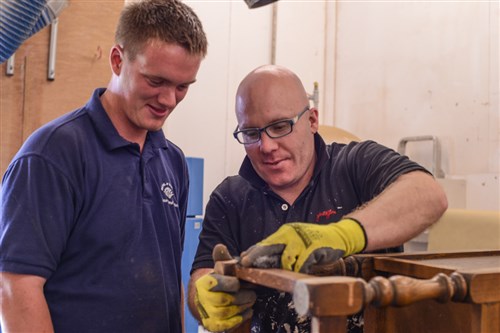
[239,132,329,190]
[86,88,168,151]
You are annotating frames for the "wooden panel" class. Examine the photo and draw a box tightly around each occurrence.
[364,301,488,333]
[365,301,500,333]
[468,272,500,303]
[0,0,124,176]
[480,303,500,333]
[370,251,500,279]
[0,56,25,176]
[311,316,347,333]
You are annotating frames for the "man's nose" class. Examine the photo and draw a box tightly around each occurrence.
[158,87,177,108]
[259,131,278,153]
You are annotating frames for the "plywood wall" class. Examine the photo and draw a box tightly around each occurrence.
[0,0,123,175]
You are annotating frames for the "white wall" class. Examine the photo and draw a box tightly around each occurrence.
[334,2,498,172]
[165,1,273,206]
[166,0,499,211]
[332,1,499,210]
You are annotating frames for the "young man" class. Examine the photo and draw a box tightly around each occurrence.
[0,1,207,332]
[188,65,448,333]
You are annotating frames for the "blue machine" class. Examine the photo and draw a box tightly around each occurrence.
[182,157,204,333]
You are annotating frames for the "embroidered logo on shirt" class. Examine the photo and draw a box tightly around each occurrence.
[161,182,179,207]
[315,209,337,222]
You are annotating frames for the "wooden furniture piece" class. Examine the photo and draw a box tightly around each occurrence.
[428,209,500,251]
[217,250,500,333]
[317,125,360,144]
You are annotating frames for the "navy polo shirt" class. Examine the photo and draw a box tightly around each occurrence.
[192,134,428,333]
[0,88,188,332]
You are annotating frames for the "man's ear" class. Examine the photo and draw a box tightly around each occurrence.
[110,45,124,75]
[309,107,319,133]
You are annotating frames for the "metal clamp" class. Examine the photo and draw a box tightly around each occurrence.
[397,135,444,178]
[6,55,15,76]
[48,18,59,80]
[308,82,319,109]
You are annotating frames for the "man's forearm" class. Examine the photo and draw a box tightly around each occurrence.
[0,272,54,333]
[348,171,448,252]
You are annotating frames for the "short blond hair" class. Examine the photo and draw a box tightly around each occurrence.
[115,0,208,60]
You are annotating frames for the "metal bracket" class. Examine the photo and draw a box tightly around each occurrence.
[48,18,59,80]
[397,135,445,178]
[308,82,319,109]
[6,55,15,76]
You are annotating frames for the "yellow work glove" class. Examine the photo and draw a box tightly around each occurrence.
[240,218,367,274]
[194,244,257,333]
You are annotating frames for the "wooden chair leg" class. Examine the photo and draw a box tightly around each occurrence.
[311,316,347,333]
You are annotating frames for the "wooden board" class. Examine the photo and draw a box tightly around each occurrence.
[1,0,124,175]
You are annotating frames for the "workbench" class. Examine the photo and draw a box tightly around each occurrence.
[218,250,500,333]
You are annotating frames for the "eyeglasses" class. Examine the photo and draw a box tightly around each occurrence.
[233,106,310,145]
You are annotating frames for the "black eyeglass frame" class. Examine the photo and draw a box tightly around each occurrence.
[233,106,310,145]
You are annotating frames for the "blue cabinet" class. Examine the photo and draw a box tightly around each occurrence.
[182,217,202,333]
[186,157,203,217]
[183,157,204,333]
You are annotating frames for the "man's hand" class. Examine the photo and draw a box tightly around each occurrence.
[194,244,256,332]
[240,218,367,274]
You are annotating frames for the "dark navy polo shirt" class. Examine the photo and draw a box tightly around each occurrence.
[192,134,428,333]
[1,88,188,332]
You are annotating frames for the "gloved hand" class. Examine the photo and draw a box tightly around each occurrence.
[194,244,257,332]
[240,218,367,274]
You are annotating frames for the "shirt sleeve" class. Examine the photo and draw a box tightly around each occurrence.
[345,140,430,203]
[0,154,76,278]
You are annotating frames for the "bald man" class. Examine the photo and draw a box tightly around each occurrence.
[188,65,447,333]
